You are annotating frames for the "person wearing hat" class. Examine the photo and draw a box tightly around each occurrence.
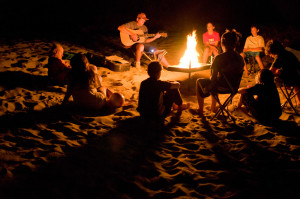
[118,13,170,70]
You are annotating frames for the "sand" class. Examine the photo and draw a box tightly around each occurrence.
[0,38,300,199]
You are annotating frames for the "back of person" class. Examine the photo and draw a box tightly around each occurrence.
[69,55,106,110]
[275,50,300,86]
[248,83,281,120]
[212,51,244,91]
[138,77,171,118]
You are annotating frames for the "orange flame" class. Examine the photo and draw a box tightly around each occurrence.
[177,30,201,68]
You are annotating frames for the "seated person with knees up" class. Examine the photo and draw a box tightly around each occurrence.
[196,30,244,115]
[240,25,265,76]
[47,43,72,84]
[118,12,170,70]
[265,39,300,105]
[202,22,220,64]
[237,69,282,122]
[62,53,125,111]
[137,61,189,120]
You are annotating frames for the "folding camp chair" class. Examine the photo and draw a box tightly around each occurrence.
[142,49,167,62]
[210,71,243,122]
[278,82,299,115]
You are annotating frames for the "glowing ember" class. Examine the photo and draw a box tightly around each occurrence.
[177,30,201,68]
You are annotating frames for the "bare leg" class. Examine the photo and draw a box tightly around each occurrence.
[160,56,170,68]
[135,43,144,63]
[196,85,204,114]
[255,55,264,70]
[202,47,210,63]
[237,94,243,108]
[240,52,248,76]
[211,95,217,112]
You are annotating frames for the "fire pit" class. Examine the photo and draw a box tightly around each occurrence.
[166,30,211,79]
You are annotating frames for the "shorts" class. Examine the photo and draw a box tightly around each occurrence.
[244,51,261,58]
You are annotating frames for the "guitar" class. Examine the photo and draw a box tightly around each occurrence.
[120,29,168,47]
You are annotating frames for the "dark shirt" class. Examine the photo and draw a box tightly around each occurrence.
[47,57,71,84]
[271,50,300,86]
[211,50,244,91]
[137,77,172,118]
[247,83,282,118]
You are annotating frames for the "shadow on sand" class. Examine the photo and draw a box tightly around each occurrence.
[0,104,299,198]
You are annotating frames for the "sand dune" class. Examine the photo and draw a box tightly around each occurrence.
[0,38,299,199]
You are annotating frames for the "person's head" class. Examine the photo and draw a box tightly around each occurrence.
[256,69,275,85]
[136,12,149,26]
[206,22,215,32]
[49,43,64,59]
[147,61,162,79]
[250,25,260,37]
[70,53,89,73]
[265,39,285,58]
[221,30,239,52]
[107,92,125,108]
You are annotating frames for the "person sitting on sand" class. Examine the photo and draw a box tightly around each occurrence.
[118,12,170,70]
[47,43,72,84]
[62,53,125,110]
[196,30,244,115]
[202,22,220,64]
[237,69,282,122]
[137,61,189,119]
[265,39,300,105]
[240,25,265,76]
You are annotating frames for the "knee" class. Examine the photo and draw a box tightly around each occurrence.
[136,44,144,52]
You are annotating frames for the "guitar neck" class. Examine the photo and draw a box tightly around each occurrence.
[138,34,156,37]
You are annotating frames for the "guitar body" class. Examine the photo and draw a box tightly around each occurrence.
[120,29,168,47]
[120,29,146,47]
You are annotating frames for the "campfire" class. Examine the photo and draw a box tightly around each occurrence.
[168,30,211,74]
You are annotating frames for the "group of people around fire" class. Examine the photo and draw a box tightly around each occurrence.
[47,12,300,124]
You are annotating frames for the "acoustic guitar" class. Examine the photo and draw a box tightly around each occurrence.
[120,29,168,47]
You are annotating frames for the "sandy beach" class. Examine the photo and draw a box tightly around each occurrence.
[0,34,300,199]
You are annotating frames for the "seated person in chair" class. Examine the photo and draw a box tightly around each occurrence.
[118,12,170,70]
[237,69,282,122]
[240,25,265,76]
[202,22,220,64]
[196,30,244,115]
[265,39,300,106]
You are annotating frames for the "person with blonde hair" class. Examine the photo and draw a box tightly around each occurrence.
[62,53,125,111]
[47,43,71,84]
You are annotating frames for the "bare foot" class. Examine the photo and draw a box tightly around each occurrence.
[173,103,190,111]
[197,108,204,115]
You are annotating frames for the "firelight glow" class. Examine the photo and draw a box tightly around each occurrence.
[177,30,201,68]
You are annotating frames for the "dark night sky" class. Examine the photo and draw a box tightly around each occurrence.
[1,0,299,44]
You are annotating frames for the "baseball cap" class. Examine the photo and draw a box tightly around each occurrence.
[137,13,149,20]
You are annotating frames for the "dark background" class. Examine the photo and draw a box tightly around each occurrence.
[1,0,300,48]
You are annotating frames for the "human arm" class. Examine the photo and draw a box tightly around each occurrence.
[238,87,248,94]
[169,81,181,89]
[145,32,161,43]
[62,86,72,105]
[118,25,139,42]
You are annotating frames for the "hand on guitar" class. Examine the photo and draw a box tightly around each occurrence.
[154,32,161,39]
[130,33,139,42]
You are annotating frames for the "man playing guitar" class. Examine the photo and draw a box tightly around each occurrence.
[118,12,170,70]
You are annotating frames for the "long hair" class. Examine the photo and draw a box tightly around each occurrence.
[70,53,97,88]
